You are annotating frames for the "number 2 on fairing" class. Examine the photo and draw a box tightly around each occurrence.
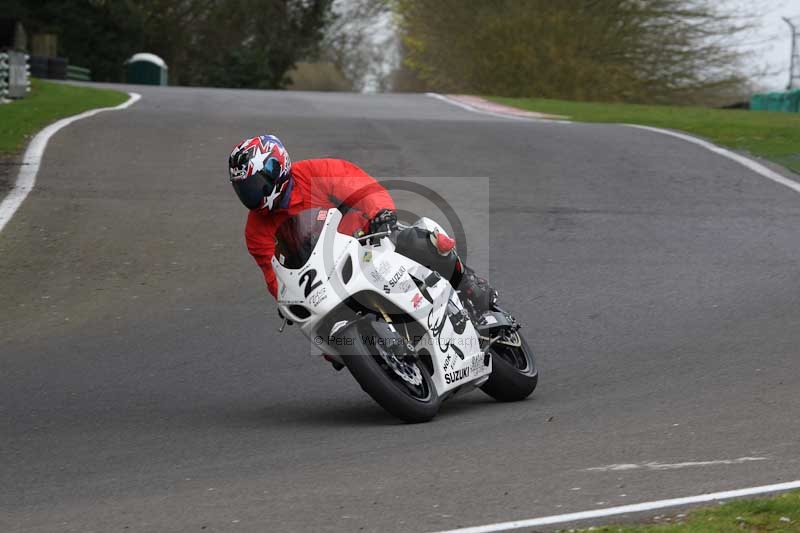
[299,269,323,297]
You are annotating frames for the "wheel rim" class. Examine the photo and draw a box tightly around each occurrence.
[373,345,433,401]
[491,331,535,375]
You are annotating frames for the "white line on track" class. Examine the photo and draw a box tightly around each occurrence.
[427,92,800,196]
[430,480,800,533]
[584,456,768,472]
[425,93,571,123]
[627,124,800,195]
[0,91,141,234]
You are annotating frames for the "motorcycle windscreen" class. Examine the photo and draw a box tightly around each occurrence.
[274,208,331,269]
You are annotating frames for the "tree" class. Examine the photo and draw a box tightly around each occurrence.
[169,0,333,88]
[323,0,398,92]
[4,0,145,81]
[394,0,753,103]
[7,0,333,88]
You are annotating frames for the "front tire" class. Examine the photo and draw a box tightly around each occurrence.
[480,331,538,402]
[339,322,441,423]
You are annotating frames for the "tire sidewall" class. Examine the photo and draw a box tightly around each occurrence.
[480,332,538,402]
[338,322,441,423]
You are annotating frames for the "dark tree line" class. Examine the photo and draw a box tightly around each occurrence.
[2,0,754,103]
[3,0,332,88]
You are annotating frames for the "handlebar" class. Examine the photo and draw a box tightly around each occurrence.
[355,222,410,243]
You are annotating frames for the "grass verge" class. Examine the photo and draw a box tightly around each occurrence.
[490,96,800,174]
[0,78,128,155]
[572,490,800,532]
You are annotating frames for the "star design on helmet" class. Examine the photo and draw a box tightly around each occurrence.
[248,145,272,176]
[262,186,282,211]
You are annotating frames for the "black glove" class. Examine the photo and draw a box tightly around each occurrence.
[369,209,397,234]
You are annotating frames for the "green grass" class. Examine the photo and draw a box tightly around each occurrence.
[490,96,800,174]
[571,490,800,532]
[0,78,128,155]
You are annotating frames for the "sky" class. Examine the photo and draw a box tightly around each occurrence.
[727,0,798,90]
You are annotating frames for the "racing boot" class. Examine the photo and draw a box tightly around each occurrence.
[457,265,498,314]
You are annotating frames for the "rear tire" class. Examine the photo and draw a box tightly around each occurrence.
[480,331,538,402]
[339,323,441,423]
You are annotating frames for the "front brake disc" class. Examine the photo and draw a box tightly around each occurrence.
[379,350,423,386]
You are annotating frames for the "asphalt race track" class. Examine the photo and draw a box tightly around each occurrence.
[2,86,799,532]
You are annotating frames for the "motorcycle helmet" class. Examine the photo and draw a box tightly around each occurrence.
[229,135,292,211]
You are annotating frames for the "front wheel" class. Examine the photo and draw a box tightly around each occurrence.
[480,329,538,402]
[339,321,441,423]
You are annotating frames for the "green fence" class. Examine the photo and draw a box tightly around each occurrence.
[750,90,800,113]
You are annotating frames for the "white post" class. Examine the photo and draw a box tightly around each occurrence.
[784,17,799,90]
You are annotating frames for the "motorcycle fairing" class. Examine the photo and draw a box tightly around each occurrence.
[272,208,490,396]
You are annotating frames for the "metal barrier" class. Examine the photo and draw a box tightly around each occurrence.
[0,53,90,101]
[29,56,90,81]
[66,65,91,81]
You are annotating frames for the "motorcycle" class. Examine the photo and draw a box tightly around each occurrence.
[273,207,538,423]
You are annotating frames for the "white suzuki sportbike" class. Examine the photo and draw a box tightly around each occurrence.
[273,207,538,423]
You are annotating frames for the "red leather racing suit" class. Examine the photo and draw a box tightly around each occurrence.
[245,158,395,298]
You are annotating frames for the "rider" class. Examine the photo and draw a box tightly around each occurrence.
[228,134,498,313]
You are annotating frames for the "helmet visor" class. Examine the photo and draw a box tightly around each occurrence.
[232,171,272,210]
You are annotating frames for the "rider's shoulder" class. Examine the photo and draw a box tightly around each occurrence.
[294,158,361,176]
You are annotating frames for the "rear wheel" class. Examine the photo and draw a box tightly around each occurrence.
[480,329,538,402]
[340,321,441,423]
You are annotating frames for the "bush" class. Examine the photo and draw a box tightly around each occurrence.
[286,62,353,92]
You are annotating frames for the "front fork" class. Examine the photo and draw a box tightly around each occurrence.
[475,307,522,352]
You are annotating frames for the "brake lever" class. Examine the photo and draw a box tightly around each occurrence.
[356,229,393,243]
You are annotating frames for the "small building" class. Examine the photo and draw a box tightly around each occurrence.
[125,53,168,86]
